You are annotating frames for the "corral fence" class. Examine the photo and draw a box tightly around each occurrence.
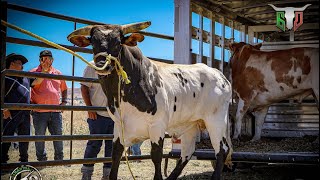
[1,2,174,170]
[1,0,319,172]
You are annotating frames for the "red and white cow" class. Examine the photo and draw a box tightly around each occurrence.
[229,42,319,141]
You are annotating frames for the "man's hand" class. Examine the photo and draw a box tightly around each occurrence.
[88,111,97,120]
[60,101,67,113]
[3,109,12,119]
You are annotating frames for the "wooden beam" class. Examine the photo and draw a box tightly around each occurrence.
[174,0,192,64]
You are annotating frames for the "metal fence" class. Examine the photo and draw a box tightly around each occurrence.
[1,2,173,169]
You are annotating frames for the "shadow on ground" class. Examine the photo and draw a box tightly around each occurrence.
[177,163,319,180]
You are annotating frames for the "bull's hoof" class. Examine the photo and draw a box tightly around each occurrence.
[223,163,236,172]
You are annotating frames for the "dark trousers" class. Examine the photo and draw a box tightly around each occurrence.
[83,115,114,168]
[32,112,63,161]
[1,111,30,163]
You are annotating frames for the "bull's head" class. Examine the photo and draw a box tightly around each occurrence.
[67,21,151,75]
[228,42,262,65]
[269,4,311,31]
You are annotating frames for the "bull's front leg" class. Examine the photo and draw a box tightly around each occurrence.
[109,138,124,180]
[149,124,166,180]
[151,137,164,180]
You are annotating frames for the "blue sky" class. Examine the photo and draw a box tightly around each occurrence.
[5,0,243,88]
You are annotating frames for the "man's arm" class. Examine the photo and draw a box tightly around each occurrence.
[61,89,68,104]
[81,84,97,120]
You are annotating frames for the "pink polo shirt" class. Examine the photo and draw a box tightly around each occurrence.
[30,66,68,112]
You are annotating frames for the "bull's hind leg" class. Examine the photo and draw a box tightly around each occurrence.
[233,98,248,139]
[251,107,268,141]
[206,109,233,180]
[109,138,124,180]
[167,125,198,180]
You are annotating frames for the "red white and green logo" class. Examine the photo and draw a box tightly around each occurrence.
[269,4,311,32]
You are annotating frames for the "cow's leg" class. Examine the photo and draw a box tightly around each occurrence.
[251,107,268,141]
[151,137,164,180]
[206,107,233,180]
[167,125,198,180]
[109,137,124,180]
[233,98,250,140]
[149,125,165,180]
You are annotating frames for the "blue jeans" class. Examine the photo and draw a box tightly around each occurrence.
[1,111,30,163]
[83,115,114,168]
[32,112,63,161]
[130,142,143,155]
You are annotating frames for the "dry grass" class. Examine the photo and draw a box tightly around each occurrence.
[2,111,319,180]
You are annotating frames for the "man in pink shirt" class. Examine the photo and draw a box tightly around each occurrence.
[30,50,68,161]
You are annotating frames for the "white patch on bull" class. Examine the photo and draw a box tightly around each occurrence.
[100,29,113,35]
[106,62,232,160]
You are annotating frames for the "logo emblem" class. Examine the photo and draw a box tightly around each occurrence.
[10,165,42,180]
[269,4,311,31]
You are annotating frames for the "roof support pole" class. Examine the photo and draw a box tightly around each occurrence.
[174,0,192,64]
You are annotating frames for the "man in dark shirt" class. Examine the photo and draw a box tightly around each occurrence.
[1,53,31,164]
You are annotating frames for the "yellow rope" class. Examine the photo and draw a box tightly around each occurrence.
[1,20,135,179]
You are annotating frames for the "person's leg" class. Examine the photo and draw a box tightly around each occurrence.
[32,112,49,161]
[1,118,16,163]
[17,111,31,162]
[103,116,114,168]
[102,116,114,179]
[81,115,105,180]
[47,112,63,160]
[131,142,143,156]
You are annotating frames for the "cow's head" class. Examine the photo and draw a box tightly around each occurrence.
[228,42,262,65]
[67,21,151,75]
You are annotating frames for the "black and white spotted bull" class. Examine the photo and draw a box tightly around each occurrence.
[67,21,233,180]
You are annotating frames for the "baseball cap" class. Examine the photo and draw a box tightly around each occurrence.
[39,50,53,58]
[6,53,28,68]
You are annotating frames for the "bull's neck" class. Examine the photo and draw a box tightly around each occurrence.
[100,46,161,115]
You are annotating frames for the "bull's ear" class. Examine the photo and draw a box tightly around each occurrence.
[68,36,91,47]
[253,43,262,50]
[229,43,237,51]
[123,33,145,46]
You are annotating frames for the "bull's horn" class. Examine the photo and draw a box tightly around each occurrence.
[121,21,151,35]
[294,4,312,12]
[268,4,286,12]
[67,25,93,47]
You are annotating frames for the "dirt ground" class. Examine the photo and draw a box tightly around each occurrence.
[1,111,319,180]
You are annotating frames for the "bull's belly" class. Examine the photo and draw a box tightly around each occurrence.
[166,121,199,138]
[251,88,311,109]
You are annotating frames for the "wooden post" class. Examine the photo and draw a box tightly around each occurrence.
[174,0,192,64]
[209,12,215,68]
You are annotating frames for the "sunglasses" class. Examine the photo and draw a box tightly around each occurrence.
[40,57,53,62]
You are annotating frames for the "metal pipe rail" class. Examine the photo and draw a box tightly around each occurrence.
[7,4,174,41]
[1,134,113,142]
[2,103,107,111]
[2,134,171,143]
[2,69,99,83]
[1,154,170,169]
[169,149,319,164]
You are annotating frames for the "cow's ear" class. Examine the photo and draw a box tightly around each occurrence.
[253,43,262,50]
[123,33,145,46]
[229,43,235,51]
[68,36,91,47]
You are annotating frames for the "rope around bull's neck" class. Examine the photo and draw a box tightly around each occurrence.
[1,20,135,179]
